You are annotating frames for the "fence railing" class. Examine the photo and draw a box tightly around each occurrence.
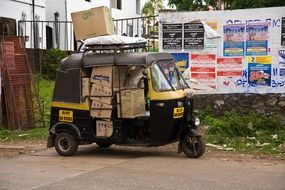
[18,15,158,51]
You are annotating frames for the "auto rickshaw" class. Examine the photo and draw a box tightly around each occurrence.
[47,42,205,158]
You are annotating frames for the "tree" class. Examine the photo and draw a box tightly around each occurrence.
[168,0,213,11]
[168,0,285,11]
[142,0,164,16]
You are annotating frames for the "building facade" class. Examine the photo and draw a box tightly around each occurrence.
[0,0,142,50]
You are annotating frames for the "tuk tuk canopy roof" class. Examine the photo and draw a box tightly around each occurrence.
[58,52,174,72]
[53,52,174,103]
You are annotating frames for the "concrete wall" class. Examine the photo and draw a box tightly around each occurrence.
[159,7,285,94]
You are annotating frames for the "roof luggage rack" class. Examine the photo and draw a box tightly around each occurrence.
[82,42,147,53]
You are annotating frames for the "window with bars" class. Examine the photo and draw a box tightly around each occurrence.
[111,0,122,9]
[136,0,140,15]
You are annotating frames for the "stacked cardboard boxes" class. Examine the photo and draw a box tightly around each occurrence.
[82,66,146,119]
[90,66,113,118]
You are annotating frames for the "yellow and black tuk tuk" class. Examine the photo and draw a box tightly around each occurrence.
[47,43,205,158]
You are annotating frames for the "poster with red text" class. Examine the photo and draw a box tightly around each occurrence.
[216,57,243,93]
[190,54,216,93]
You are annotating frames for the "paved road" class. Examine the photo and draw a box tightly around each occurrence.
[0,145,284,190]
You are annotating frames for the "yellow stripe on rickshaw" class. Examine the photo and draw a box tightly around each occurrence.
[51,101,89,111]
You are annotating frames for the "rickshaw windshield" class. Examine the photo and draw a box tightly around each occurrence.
[151,61,189,92]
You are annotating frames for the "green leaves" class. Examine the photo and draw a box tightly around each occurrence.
[42,48,67,80]
[168,0,285,11]
[142,0,164,16]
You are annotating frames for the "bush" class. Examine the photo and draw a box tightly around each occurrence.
[42,48,67,80]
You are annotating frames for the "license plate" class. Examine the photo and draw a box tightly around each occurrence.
[173,107,184,118]
[59,110,73,122]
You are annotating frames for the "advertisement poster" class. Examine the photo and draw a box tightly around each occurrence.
[246,23,268,56]
[184,22,204,49]
[279,50,285,79]
[205,20,218,31]
[281,17,285,46]
[216,57,243,93]
[190,54,216,92]
[223,24,245,56]
[248,56,272,86]
[162,24,183,49]
[171,53,189,73]
[217,57,243,77]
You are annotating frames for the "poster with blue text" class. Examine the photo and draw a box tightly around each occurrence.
[223,24,245,56]
[246,23,268,56]
[248,56,272,87]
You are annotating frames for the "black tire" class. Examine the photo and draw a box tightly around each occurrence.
[181,135,205,158]
[96,142,112,148]
[54,132,78,156]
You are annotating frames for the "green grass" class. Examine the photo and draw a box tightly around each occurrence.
[34,76,55,127]
[0,127,48,142]
[200,108,285,158]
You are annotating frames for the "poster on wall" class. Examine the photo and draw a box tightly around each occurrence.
[205,21,218,31]
[171,53,189,73]
[190,54,216,93]
[162,24,183,49]
[248,56,272,86]
[216,57,243,93]
[282,17,285,46]
[279,50,285,79]
[223,24,245,57]
[246,23,269,56]
[159,6,285,94]
[217,57,243,77]
[184,22,204,49]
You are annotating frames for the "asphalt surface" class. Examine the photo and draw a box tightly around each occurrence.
[0,145,284,190]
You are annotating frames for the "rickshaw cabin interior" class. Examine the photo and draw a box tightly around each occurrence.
[81,64,150,141]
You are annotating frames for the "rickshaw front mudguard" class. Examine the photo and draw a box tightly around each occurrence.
[177,127,202,153]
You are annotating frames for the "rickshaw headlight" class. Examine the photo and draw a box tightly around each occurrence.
[194,117,200,126]
[185,90,193,98]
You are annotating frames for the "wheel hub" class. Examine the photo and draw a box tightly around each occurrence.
[58,137,71,152]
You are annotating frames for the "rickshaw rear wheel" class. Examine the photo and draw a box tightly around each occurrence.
[54,132,78,156]
[96,142,112,148]
[181,135,205,158]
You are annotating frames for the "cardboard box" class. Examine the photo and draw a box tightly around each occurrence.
[117,89,145,118]
[91,100,112,109]
[113,66,128,91]
[90,84,112,97]
[91,67,112,87]
[91,109,112,118]
[71,6,114,40]
[82,77,90,99]
[90,97,112,104]
[96,120,113,137]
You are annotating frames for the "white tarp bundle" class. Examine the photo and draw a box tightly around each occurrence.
[83,35,146,46]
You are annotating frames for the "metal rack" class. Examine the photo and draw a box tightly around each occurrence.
[81,42,147,53]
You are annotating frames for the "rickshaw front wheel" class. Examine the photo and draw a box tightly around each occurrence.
[54,132,78,156]
[181,135,205,158]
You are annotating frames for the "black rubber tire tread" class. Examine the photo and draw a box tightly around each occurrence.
[54,132,78,156]
[181,135,205,158]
